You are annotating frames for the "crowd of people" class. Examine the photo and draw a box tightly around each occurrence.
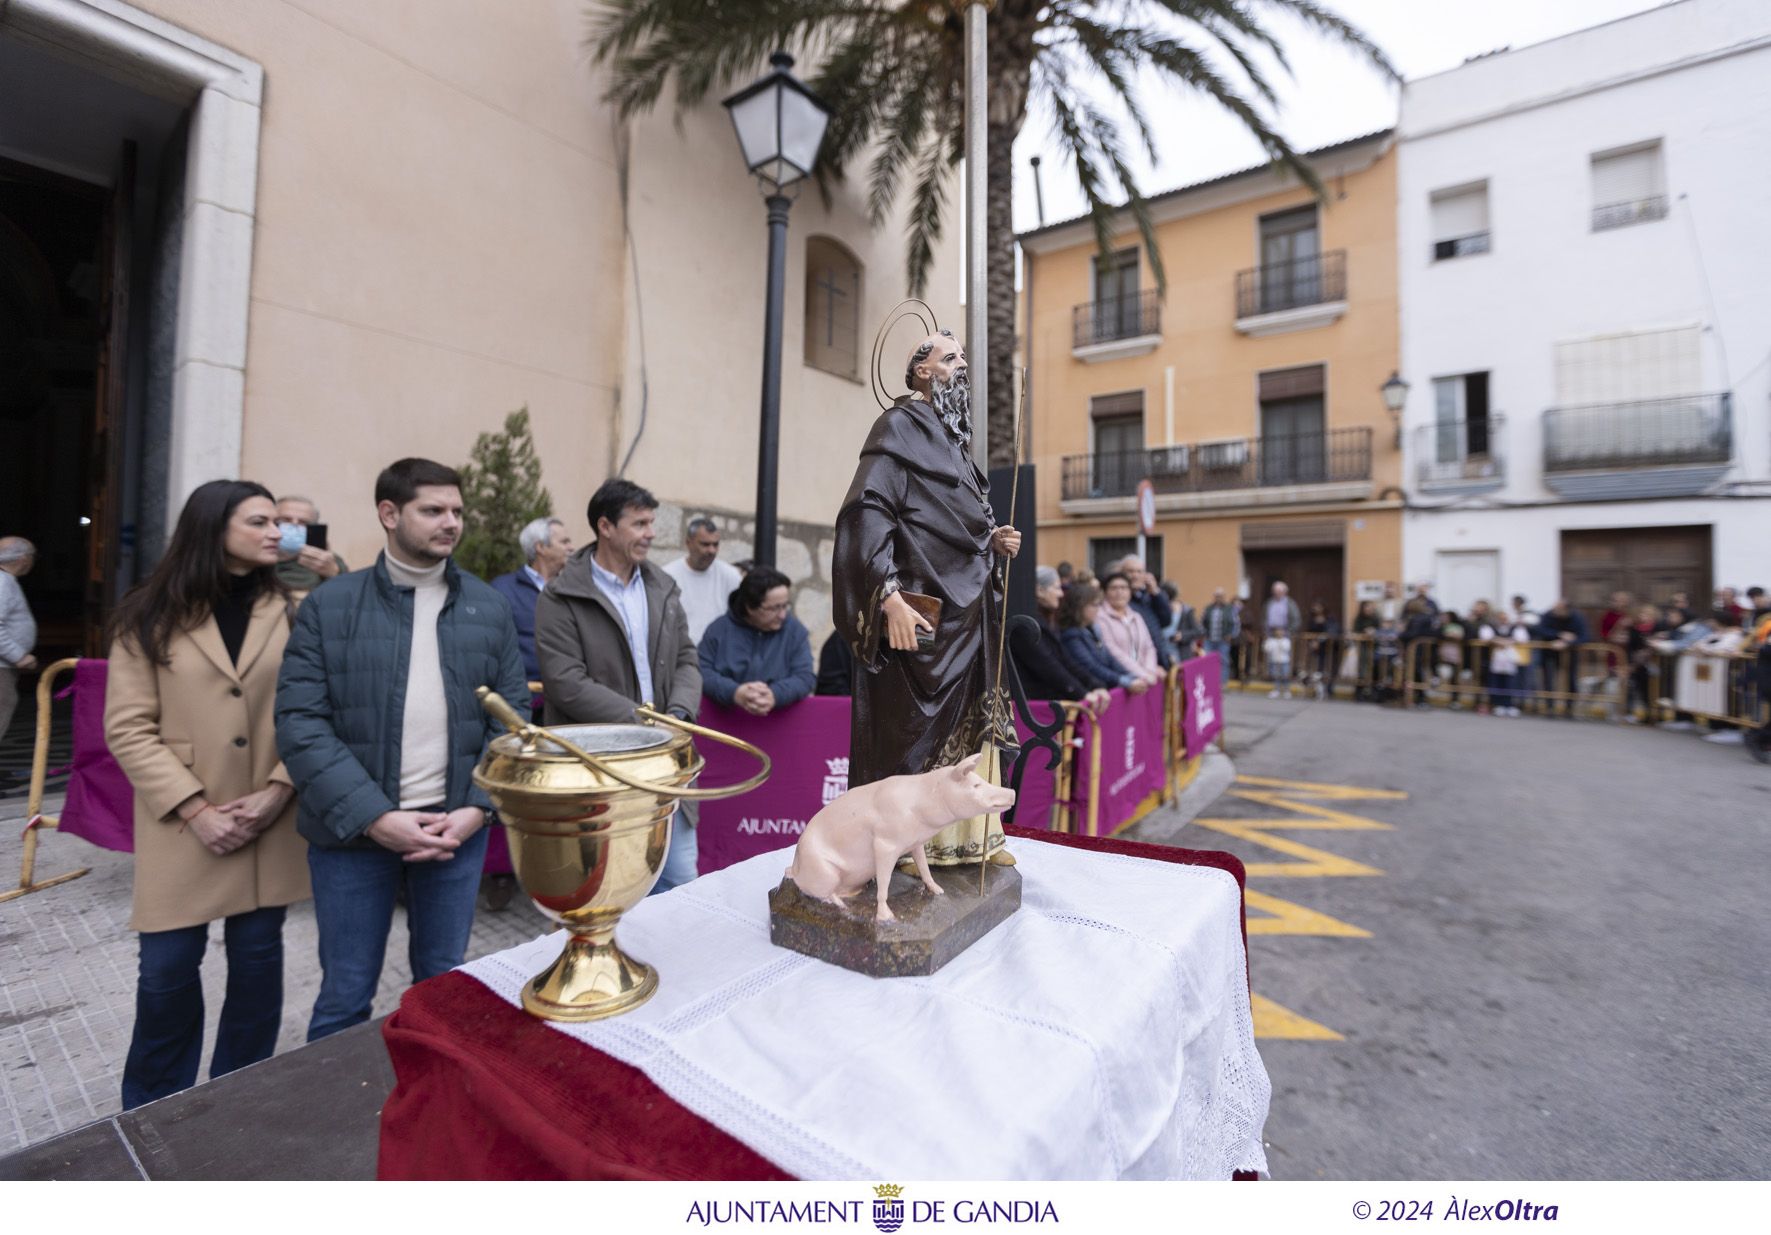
[0,463,836,1113]
[1013,563,1768,756]
[0,464,1766,1113]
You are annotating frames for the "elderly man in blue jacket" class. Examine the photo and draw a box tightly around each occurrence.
[490,515,574,719]
[276,457,528,1042]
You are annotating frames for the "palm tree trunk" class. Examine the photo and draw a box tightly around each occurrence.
[985,42,1031,471]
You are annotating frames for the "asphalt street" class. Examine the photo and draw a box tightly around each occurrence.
[1146,694,1770,1180]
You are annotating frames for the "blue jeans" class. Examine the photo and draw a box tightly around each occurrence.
[1204,639,1232,677]
[305,821,488,1042]
[650,809,698,895]
[121,905,286,1110]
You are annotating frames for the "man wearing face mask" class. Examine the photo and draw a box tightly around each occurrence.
[274,496,348,595]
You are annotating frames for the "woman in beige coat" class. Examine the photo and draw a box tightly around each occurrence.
[105,479,311,1109]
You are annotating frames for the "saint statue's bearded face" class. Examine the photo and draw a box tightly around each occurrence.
[908,331,971,448]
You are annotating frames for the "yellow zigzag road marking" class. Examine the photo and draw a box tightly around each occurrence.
[1223,791,1395,830]
[1250,993,1344,1040]
[1244,888,1371,937]
[1224,777,1404,1037]
[1234,774,1407,801]
[1192,819,1384,877]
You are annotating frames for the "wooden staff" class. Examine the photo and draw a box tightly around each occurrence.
[983,369,1029,895]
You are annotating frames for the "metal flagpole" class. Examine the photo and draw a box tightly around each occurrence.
[962,0,989,470]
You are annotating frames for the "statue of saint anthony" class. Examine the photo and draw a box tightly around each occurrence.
[832,331,1022,865]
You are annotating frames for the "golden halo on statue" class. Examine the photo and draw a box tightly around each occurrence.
[869,298,941,410]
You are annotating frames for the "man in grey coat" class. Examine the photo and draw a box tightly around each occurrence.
[535,477,702,891]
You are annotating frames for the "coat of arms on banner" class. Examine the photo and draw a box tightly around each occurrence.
[822,756,850,805]
[871,1183,905,1233]
[1192,677,1216,731]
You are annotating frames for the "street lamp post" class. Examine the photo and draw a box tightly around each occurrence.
[1381,371,1410,450]
[723,52,832,569]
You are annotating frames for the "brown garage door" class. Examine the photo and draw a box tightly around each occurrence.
[1244,547,1346,627]
[1560,525,1712,628]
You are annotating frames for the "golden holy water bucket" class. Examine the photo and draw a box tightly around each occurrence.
[472,689,770,1022]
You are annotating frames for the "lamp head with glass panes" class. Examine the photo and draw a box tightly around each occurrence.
[722,52,832,193]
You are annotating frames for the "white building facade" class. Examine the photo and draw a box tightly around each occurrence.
[1396,0,1771,622]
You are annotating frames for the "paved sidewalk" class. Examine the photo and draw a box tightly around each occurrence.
[0,793,552,1154]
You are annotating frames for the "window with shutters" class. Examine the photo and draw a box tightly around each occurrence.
[1258,365,1326,485]
[1590,141,1666,231]
[1089,392,1145,497]
[1429,181,1490,261]
[1431,372,1493,464]
[804,236,863,379]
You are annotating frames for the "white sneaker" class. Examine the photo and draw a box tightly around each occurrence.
[1267,689,1282,699]
[1507,707,1522,717]
[1703,730,1744,745]
[1660,720,1696,732]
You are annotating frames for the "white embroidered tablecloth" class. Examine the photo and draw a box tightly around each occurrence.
[458,839,1270,1180]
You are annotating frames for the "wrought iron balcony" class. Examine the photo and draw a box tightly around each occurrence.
[1071,289,1161,350]
[1061,427,1373,502]
[1592,196,1669,231]
[1234,250,1346,320]
[1416,416,1506,490]
[1543,394,1732,473]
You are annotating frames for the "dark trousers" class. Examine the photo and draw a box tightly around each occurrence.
[305,821,488,1042]
[121,905,287,1110]
[1487,670,1519,709]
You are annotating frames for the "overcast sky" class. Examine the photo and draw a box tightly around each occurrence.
[1013,0,1672,233]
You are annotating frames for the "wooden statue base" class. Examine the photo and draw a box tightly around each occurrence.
[767,862,1022,977]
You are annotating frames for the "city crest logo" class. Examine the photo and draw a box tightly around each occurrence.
[871,1183,905,1233]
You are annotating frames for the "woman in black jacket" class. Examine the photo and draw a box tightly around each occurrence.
[1011,567,1111,712]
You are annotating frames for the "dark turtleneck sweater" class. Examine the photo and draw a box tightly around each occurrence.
[213,572,261,666]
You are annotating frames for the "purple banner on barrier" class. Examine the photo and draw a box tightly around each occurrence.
[57,660,135,854]
[1073,684,1168,836]
[694,697,851,876]
[693,694,1066,875]
[1181,654,1224,759]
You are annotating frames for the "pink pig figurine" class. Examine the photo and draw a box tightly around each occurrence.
[784,752,1017,922]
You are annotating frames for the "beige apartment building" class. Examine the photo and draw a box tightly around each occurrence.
[0,0,956,655]
[1018,131,1402,623]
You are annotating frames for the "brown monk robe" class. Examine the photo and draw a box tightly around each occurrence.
[832,331,1020,865]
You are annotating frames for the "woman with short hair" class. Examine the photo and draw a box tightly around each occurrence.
[1009,566,1110,713]
[697,566,816,717]
[1094,571,1163,688]
[104,480,311,1109]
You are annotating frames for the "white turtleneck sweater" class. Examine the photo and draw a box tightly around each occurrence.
[384,550,450,809]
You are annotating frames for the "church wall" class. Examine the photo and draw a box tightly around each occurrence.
[124,0,618,568]
[125,0,960,588]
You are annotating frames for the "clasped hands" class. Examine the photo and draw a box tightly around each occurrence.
[733,681,777,716]
[179,784,295,857]
[366,807,487,863]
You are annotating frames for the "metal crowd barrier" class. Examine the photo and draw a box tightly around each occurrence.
[1213,630,1766,733]
[1042,675,1182,839]
[2,658,91,904]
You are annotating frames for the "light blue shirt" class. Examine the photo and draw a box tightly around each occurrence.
[589,556,655,707]
[523,564,547,592]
